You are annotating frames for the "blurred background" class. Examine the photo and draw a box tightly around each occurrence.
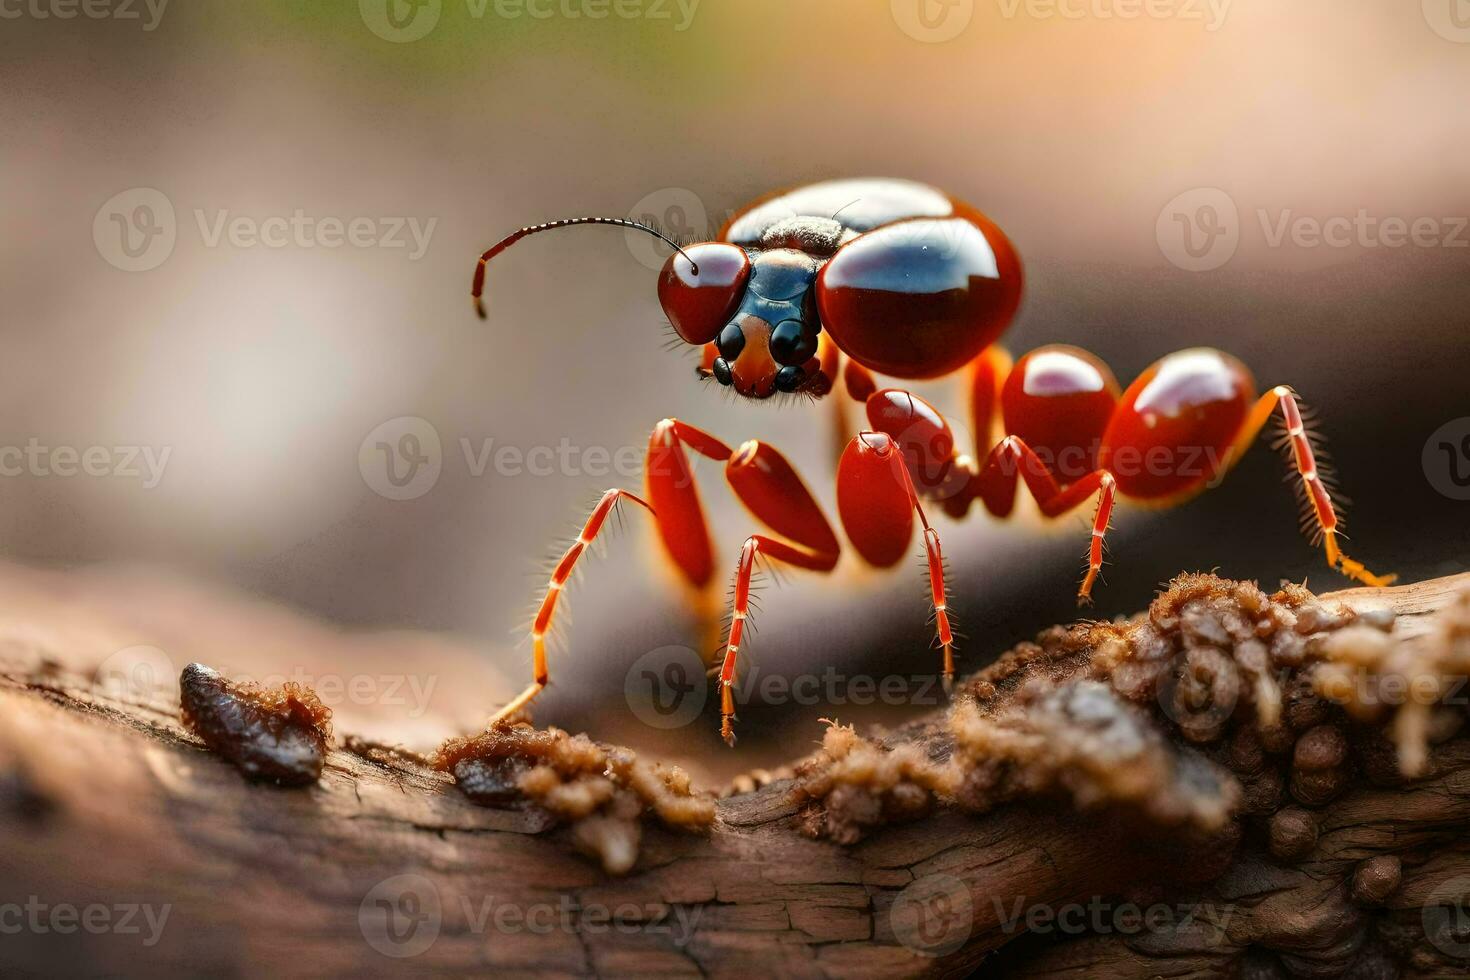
[1,0,1468,781]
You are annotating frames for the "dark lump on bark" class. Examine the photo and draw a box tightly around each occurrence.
[179,662,332,786]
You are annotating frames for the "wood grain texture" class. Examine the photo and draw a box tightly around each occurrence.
[2,569,1469,978]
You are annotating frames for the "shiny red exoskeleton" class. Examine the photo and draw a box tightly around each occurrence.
[471,178,1393,744]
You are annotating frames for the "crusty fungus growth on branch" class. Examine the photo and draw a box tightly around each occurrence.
[434,724,715,874]
[178,661,332,785]
[949,679,1241,831]
[792,720,955,843]
[770,574,1470,975]
[793,574,1470,854]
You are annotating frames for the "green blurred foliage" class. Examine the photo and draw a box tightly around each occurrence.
[242,0,732,87]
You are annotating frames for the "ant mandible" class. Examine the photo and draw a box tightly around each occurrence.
[471,177,1394,744]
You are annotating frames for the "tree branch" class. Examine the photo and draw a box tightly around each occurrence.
[2,570,1468,977]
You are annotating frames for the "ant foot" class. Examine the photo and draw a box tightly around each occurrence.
[1338,556,1398,588]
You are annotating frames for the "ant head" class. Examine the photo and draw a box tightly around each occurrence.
[663,246,823,400]
[471,218,823,400]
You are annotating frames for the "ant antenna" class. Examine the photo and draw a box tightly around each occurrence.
[471,217,699,319]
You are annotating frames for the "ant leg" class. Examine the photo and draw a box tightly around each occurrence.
[491,488,655,725]
[830,397,851,464]
[716,440,841,744]
[718,535,839,745]
[856,347,1008,521]
[837,432,957,683]
[847,343,1010,448]
[494,418,732,726]
[1048,471,1118,603]
[843,358,879,402]
[969,345,1012,457]
[645,417,732,592]
[646,418,740,653]
[826,342,854,463]
[976,436,1118,604]
[1230,387,1395,587]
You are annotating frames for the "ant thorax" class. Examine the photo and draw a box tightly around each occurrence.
[753,215,849,256]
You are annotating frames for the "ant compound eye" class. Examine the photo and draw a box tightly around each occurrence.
[658,243,751,346]
[769,320,818,366]
[712,357,734,386]
[774,365,805,392]
[715,322,745,361]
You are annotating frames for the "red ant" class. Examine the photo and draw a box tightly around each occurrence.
[471,178,1394,744]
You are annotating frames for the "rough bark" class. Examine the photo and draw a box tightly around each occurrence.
[2,570,1469,978]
